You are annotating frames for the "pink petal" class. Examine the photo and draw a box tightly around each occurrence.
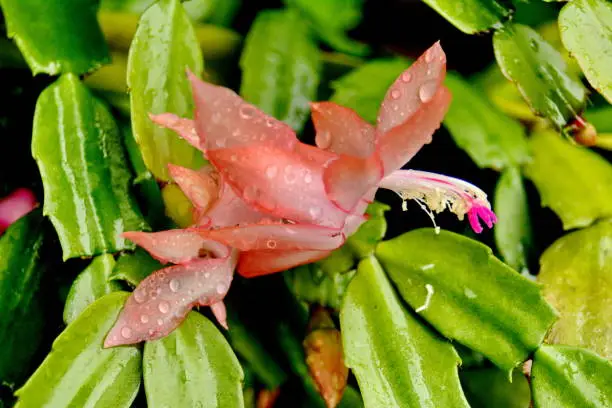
[104,253,237,347]
[188,71,298,152]
[209,301,228,330]
[376,86,451,174]
[237,249,331,278]
[322,154,383,212]
[376,42,447,134]
[207,144,348,228]
[167,164,219,222]
[310,102,376,157]
[0,188,37,233]
[122,230,229,264]
[204,178,268,228]
[468,205,498,234]
[190,222,344,251]
[149,113,203,152]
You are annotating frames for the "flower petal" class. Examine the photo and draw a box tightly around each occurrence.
[237,249,331,278]
[376,41,447,134]
[168,164,219,222]
[311,101,376,157]
[104,253,237,347]
[188,71,297,151]
[209,301,228,330]
[207,144,348,228]
[122,230,229,264]
[149,113,203,152]
[190,222,344,251]
[0,188,37,233]
[204,178,268,228]
[378,169,496,233]
[376,86,451,174]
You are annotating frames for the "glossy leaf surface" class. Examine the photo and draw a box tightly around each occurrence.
[444,73,529,170]
[32,74,148,259]
[14,292,142,408]
[0,0,110,75]
[240,9,321,132]
[531,345,612,408]
[63,254,122,324]
[109,249,162,287]
[421,0,511,34]
[460,368,531,408]
[538,221,612,359]
[0,211,46,385]
[340,256,469,408]
[559,0,612,103]
[285,264,356,309]
[377,229,557,373]
[524,131,612,230]
[493,167,534,272]
[493,23,587,128]
[128,0,206,181]
[144,312,244,408]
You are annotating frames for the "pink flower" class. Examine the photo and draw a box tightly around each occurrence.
[0,188,37,234]
[104,42,496,347]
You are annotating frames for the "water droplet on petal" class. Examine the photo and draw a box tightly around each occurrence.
[140,315,149,323]
[401,71,412,82]
[304,172,313,184]
[157,318,163,326]
[390,88,401,99]
[284,165,297,184]
[215,138,226,148]
[230,154,237,162]
[169,279,180,292]
[265,118,276,127]
[316,131,332,149]
[266,165,278,179]
[239,105,256,119]
[418,80,437,103]
[309,207,322,219]
[158,301,170,314]
[121,327,133,339]
[425,49,434,63]
[216,283,226,294]
[133,288,147,304]
[266,239,277,249]
[392,104,399,111]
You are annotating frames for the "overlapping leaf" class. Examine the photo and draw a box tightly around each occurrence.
[421,0,512,34]
[32,74,148,259]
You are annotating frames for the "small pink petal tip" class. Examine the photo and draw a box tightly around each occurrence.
[468,205,497,234]
[0,188,37,233]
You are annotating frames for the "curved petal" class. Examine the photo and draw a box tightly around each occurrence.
[237,249,331,278]
[311,102,376,157]
[149,113,203,152]
[0,188,37,233]
[209,301,228,330]
[122,230,229,264]
[104,253,237,347]
[168,164,219,221]
[378,169,496,233]
[376,41,447,133]
[188,71,297,151]
[207,144,348,228]
[203,178,268,228]
[190,222,344,251]
[376,86,451,174]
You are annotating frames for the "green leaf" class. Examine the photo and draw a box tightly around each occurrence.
[240,9,321,132]
[460,368,531,408]
[14,292,142,408]
[285,0,369,56]
[330,58,410,123]
[443,73,530,170]
[420,0,512,34]
[559,0,612,104]
[0,211,46,385]
[531,345,612,408]
[63,254,122,325]
[338,386,364,408]
[110,248,162,287]
[585,106,612,133]
[376,229,558,373]
[128,0,206,181]
[32,74,148,260]
[538,221,612,359]
[345,201,389,258]
[493,23,587,128]
[285,264,356,309]
[0,0,110,75]
[524,131,612,230]
[493,167,534,272]
[340,256,470,408]
[144,312,244,408]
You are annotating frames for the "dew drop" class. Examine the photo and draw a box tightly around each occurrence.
[304,172,313,184]
[121,326,133,339]
[215,138,226,148]
[392,104,399,111]
[239,105,256,119]
[140,315,149,324]
[284,165,298,184]
[266,239,277,249]
[309,206,322,219]
[158,301,170,314]
[157,318,164,326]
[401,71,412,82]
[230,154,237,162]
[425,49,434,63]
[390,88,401,99]
[169,279,180,292]
[418,80,437,103]
[204,272,211,279]
[265,118,276,127]
[315,131,332,149]
[148,328,155,336]
[216,283,227,294]
[133,289,147,304]
[266,165,278,179]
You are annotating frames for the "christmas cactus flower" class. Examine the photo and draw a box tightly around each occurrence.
[0,187,37,234]
[104,42,496,347]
